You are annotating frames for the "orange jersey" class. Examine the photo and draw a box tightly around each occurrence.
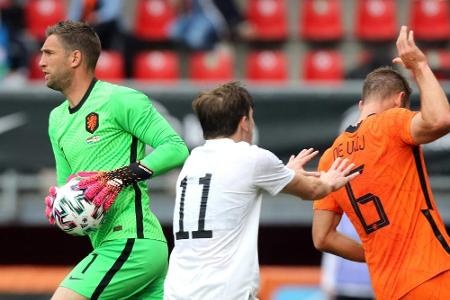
[314,108,450,300]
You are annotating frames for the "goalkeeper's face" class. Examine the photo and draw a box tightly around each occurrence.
[39,35,73,92]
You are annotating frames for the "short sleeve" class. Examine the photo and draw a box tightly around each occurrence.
[313,150,343,214]
[252,147,294,196]
[378,108,417,146]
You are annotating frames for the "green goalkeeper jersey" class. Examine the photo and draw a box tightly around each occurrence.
[48,79,189,248]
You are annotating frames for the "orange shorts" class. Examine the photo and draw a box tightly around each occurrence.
[400,269,450,300]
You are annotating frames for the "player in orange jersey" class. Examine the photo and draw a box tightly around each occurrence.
[312,25,450,300]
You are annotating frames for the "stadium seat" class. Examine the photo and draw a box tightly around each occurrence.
[300,0,343,41]
[134,0,175,41]
[25,0,65,40]
[303,49,344,81]
[28,53,43,80]
[409,0,450,41]
[95,51,124,82]
[426,49,450,80]
[133,50,179,81]
[188,48,234,83]
[355,0,397,41]
[246,0,288,41]
[246,50,287,82]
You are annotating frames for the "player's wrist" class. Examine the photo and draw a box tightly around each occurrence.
[106,162,153,187]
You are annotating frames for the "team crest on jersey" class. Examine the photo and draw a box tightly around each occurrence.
[85,112,99,133]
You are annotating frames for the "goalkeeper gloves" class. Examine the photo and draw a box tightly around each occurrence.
[44,186,58,224]
[44,172,97,225]
[77,162,153,211]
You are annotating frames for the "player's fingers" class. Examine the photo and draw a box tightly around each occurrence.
[301,150,319,161]
[346,171,360,182]
[329,157,342,170]
[103,190,119,211]
[336,158,350,172]
[288,155,295,164]
[45,195,54,207]
[298,148,308,155]
[392,57,405,67]
[45,206,52,217]
[342,162,355,175]
[78,176,97,189]
[49,186,57,197]
[396,25,408,50]
[408,29,415,46]
[84,182,104,200]
[77,171,99,178]
[296,148,311,159]
[92,186,109,207]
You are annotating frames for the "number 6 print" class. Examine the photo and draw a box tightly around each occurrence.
[345,165,390,234]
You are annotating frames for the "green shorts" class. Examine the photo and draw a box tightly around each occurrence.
[60,238,168,300]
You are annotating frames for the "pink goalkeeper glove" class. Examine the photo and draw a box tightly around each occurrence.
[44,186,58,224]
[78,162,153,211]
[45,172,99,224]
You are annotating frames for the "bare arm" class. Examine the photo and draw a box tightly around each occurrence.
[283,156,359,200]
[312,210,365,262]
[393,26,450,144]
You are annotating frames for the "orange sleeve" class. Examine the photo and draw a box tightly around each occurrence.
[313,149,343,214]
[378,108,417,146]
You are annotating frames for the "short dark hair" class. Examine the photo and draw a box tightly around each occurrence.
[192,81,254,139]
[46,20,101,72]
[362,66,412,106]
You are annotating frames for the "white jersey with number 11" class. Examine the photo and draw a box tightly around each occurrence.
[164,138,294,300]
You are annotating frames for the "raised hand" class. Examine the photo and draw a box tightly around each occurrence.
[287,148,320,177]
[392,25,427,72]
[320,157,360,192]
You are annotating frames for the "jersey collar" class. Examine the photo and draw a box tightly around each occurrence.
[345,113,376,133]
[68,78,98,114]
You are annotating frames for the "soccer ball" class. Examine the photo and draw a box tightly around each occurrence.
[52,177,105,236]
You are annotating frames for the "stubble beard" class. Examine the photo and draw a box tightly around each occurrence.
[46,70,72,93]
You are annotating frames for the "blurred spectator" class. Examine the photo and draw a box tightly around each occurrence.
[170,0,254,50]
[0,0,29,85]
[68,0,124,50]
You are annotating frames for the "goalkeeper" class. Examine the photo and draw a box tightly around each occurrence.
[42,21,189,300]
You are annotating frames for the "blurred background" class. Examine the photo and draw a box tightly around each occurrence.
[0,0,450,299]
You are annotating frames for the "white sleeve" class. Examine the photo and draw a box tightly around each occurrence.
[252,148,295,196]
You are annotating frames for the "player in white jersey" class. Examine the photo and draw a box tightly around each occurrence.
[164,82,359,300]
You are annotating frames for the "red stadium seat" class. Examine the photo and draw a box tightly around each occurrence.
[134,0,175,41]
[25,0,65,40]
[409,0,450,41]
[246,0,288,41]
[0,0,11,9]
[246,50,287,82]
[300,0,343,41]
[355,0,397,41]
[426,49,450,80]
[133,51,179,81]
[188,48,234,82]
[303,49,344,81]
[28,52,43,80]
[95,51,124,82]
